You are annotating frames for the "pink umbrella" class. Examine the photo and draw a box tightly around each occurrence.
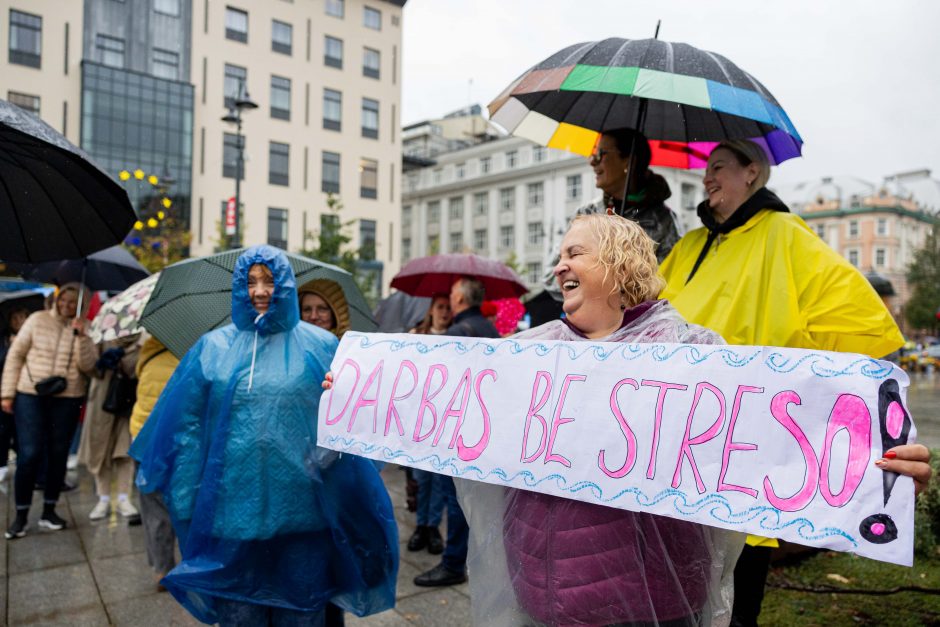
[391,253,528,299]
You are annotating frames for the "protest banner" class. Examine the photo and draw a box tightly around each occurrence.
[317,332,918,566]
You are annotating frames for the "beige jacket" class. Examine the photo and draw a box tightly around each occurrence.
[1,308,97,399]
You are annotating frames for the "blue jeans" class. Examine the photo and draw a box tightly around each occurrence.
[413,469,444,528]
[215,598,327,627]
[0,409,16,467]
[13,393,83,509]
[438,476,469,573]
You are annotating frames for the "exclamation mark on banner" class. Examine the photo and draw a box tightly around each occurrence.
[859,379,910,544]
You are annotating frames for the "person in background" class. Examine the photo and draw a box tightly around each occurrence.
[79,334,141,520]
[129,335,180,590]
[659,139,933,626]
[405,295,453,556]
[0,307,30,483]
[3,284,96,539]
[299,279,350,338]
[413,277,499,588]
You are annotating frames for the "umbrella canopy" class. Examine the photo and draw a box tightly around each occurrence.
[0,100,136,262]
[489,38,802,168]
[88,273,159,344]
[8,245,149,292]
[0,290,46,335]
[140,248,376,359]
[373,291,431,333]
[391,253,528,299]
[864,271,896,297]
[524,289,565,328]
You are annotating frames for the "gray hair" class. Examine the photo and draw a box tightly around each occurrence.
[714,139,771,193]
[456,277,486,308]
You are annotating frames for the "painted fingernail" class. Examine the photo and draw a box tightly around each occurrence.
[875,459,887,467]
[884,451,897,460]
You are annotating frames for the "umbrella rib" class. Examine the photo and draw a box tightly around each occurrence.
[143,287,234,316]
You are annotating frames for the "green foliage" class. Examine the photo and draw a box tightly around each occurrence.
[906,221,940,332]
[210,205,246,253]
[503,250,523,276]
[125,193,191,273]
[914,448,940,557]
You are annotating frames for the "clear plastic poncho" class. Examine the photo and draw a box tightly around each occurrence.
[455,300,745,627]
[129,246,398,624]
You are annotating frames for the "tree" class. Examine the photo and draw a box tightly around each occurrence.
[298,193,377,306]
[905,220,940,333]
[503,250,523,276]
[124,185,191,273]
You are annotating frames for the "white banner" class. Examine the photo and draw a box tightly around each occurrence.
[317,332,917,566]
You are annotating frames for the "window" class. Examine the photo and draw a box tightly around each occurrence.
[225,6,248,42]
[270,76,291,120]
[877,218,888,236]
[223,132,245,179]
[499,187,515,212]
[269,142,290,186]
[154,0,180,16]
[449,197,463,220]
[323,88,342,131]
[566,175,582,201]
[506,150,518,168]
[361,98,379,139]
[272,20,292,55]
[480,156,491,174]
[526,262,542,284]
[360,219,376,260]
[432,169,442,185]
[449,231,464,253]
[324,36,343,68]
[363,6,381,30]
[681,183,696,211]
[847,249,859,266]
[402,237,412,261]
[7,91,39,115]
[267,208,288,249]
[532,146,545,163]
[9,10,41,68]
[224,64,247,108]
[473,192,488,216]
[96,34,125,68]
[402,205,412,228]
[363,47,380,79]
[815,223,826,239]
[848,220,859,238]
[321,151,340,193]
[474,229,488,252]
[527,222,545,246]
[360,158,378,199]
[326,0,344,18]
[527,182,544,207]
[427,201,440,223]
[152,48,179,80]
[499,225,514,249]
[875,248,886,267]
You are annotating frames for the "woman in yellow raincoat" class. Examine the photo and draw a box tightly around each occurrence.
[660,139,931,626]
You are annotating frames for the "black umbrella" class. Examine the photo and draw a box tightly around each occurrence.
[0,290,45,335]
[0,100,136,263]
[524,289,565,328]
[374,290,431,333]
[8,245,149,292]
[864,271,896,297]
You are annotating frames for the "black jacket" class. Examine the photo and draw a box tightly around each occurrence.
[446,306,499,339]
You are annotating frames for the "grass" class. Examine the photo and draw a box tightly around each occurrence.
[761,549,940,626]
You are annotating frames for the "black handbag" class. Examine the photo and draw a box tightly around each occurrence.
[27,326,74,398]
[102,370,137,415]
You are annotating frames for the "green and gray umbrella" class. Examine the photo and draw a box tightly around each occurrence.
[140,248,376,359]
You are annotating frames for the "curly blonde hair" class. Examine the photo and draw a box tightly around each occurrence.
[569,213,665,308]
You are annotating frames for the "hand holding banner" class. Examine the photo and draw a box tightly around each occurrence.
[317,332,917,566]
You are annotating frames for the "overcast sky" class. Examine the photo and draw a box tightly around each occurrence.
[400,0,940,187]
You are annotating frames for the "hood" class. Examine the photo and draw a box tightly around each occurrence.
[231,245,299,335]
[696,186,789,235]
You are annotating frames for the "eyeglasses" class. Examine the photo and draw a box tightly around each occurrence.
[589,149,611,165]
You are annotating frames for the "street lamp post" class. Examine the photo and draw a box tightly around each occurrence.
[221,83,258,249]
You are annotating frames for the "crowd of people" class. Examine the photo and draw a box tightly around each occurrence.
[0,135,932,626]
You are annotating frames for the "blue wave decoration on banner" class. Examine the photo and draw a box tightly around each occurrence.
[326,435,858,547]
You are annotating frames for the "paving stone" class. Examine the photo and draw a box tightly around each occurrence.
[8,528,85,573]
[91,553,162,605]
[75,516,147,560]
[346,609,417,627]
[8,562,107,625]
[107,591,202,627]
[393,588,472,627]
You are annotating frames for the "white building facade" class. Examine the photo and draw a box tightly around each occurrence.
[401,135,708,290]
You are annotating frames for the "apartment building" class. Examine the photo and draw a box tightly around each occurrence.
[0,0,406,297]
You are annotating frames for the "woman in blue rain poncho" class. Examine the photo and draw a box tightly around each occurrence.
[130,246,398,626]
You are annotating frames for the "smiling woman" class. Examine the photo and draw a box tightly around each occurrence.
[247,263,274,314]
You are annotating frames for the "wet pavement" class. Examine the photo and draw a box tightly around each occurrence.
[1,465,470,626]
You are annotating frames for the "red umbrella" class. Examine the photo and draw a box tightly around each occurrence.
[391,253,528,299]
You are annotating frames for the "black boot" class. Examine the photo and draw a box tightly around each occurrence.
[39,503,67,531]
[407,525,429,551]
[427,526,444,554]
[5,509,28,539]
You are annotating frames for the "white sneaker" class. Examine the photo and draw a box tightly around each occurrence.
[116,499,139,518]
[0,466,8,482]
[89,500,111,520]
[66,454,78,470]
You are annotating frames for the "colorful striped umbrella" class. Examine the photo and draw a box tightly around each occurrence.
[489,38,802,168]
